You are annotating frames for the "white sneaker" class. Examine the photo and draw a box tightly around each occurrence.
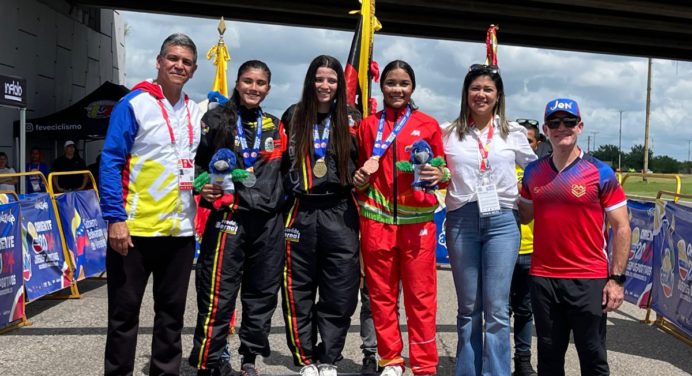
[318,364,337,376]
[300,364,319,376]
[380,365,403,376]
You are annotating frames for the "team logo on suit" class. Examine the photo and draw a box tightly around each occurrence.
[571,184,586,198]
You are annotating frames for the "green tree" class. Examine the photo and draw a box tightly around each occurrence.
[590,144,622,166]
[649,155,681,173]
[625,144,653,171]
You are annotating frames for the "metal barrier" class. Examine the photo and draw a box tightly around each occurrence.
[47,170,99,197]
[0,170,99,301]
[46,171,100,299]
[621,173,683,202]
[640,191,692,346]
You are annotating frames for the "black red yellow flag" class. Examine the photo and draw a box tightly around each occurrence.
[345,0,382,116]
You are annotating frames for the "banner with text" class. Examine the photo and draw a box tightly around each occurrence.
[651,201,692,337]
[20,193,71,301]
[56,190,107,281]
[0,202,24,328]
[623,200,657,307]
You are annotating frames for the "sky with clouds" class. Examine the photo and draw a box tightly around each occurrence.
[120,10,692,162]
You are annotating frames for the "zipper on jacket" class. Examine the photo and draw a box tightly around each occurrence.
[392,113,398,224]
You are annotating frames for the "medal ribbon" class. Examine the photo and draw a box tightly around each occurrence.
[236,110,264,168]
[312,117,331,160]
[471,119,494,172]
[372,105,412,158]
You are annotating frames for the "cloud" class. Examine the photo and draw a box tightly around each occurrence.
[120,10,692,161]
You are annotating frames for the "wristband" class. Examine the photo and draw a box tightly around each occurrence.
[440,167,451,183]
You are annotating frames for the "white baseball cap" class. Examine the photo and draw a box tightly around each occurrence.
[64,140,75,147]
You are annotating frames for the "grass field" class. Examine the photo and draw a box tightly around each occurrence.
[620,173,692,202]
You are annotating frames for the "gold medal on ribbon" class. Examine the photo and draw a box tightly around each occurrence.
[313,158,328,178]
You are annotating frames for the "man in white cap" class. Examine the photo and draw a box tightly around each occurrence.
[51,140,87,192]
[518,98,631,376]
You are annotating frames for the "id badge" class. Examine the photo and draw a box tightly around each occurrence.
[477,184,501,217]
[178,158,194,190]
[31,178,41,192]
[477,173,501,217]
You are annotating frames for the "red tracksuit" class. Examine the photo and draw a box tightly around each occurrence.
[356,105,445,375]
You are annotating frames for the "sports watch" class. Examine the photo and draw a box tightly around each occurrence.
[608,274,626,285]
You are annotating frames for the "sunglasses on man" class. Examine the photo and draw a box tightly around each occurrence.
[516,118,539,127]
[546,117,580,129]
[468,64,500,75]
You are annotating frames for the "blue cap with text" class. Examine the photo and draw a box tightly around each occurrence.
[544,98,580,120]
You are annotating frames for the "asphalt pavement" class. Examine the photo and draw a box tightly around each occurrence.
[0,266,690,375]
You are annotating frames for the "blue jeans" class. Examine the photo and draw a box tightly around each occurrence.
[445,203,520,376]
[510,253,534,354]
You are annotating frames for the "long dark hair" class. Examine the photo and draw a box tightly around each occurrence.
[291,55,351,186]
[213,60,272,150]
[447,68,509,139]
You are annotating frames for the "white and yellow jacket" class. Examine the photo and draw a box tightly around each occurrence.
[100,80,202,237]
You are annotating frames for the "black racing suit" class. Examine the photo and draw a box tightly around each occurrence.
[280,105,360,366]
[189,104,286,370]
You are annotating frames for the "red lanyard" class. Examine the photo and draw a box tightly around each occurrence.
[471,119,494,172]
[156,96,193,147]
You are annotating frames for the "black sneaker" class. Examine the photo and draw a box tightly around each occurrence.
[197,362,235,376]
[360,354,379,375]
[215,361,236,376]
[240,363,259,376]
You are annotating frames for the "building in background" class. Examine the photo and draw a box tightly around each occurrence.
[0,0,125,169]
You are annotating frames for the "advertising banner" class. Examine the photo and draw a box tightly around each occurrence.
[56,190,107,281]
[20,193,71,301]
[651,201,692,337]
[623,200,657,307]
[434,206,448,264]
[0,202,24,328]
[0,74,26,108]
[434,190,448,264]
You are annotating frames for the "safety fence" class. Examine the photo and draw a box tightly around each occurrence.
[0,171,107,333]
[1,170,689,346]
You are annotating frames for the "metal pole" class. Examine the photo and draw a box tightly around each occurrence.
[19,107,26,194]
[587,135,591,153]
[619,110,623,171]
[643,57,652,180]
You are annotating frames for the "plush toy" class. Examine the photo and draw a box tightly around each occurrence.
[396,140,445,205]
[207,90,229,111]
[206,148,248,210]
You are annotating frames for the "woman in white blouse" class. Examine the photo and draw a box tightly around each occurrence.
[442,64,536,376]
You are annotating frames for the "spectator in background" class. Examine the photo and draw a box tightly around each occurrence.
[0,152,18,192]
[51,140,87,192]
[517,119,551,158]
[510,121,541,376]
[26,147,50,193]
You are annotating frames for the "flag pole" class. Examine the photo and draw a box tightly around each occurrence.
[207,17,231,98]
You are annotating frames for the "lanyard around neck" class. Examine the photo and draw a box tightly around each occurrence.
[156,96,193,147]
[313,117,331,160]
[236,110,264,167]
[470,119,494,172]
[372,106,412,158]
